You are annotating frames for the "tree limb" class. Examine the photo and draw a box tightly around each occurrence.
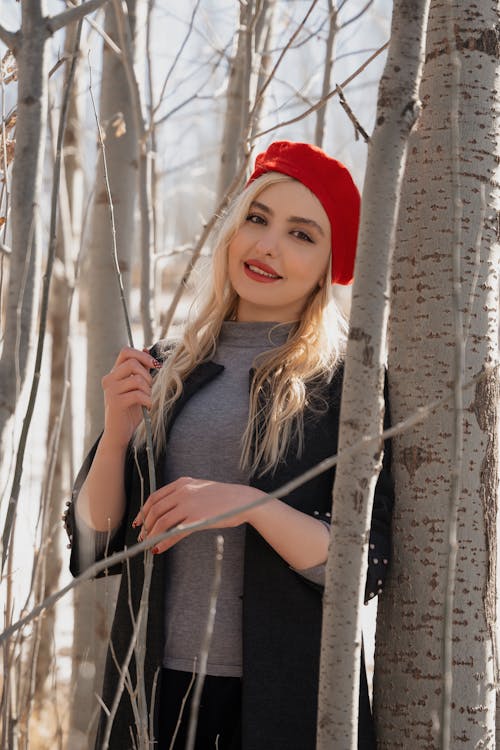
[254,39,389,139]
[2,362,497,648]
[0,25,18,50]
[48,0,110,35]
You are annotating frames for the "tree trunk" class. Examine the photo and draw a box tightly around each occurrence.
[34,20,84,707]
[374,2,499,747]
[216,0,254,202]
[70,3,141,746]
[314,0,337,149]
[316,1,430,747]
[0,0,47,457]
[84,0,138,440]
[250,0,275,141]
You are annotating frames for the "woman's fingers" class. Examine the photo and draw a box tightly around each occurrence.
[113,373,152,397]
[103,359,153,390]
[114,346,160,372]
[133,478,186,526]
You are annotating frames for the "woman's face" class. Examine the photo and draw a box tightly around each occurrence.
[227,180,331,322]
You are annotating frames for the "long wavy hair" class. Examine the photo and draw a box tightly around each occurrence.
[135,172,348,475]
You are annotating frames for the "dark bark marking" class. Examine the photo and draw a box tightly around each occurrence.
[349,327,373,366]
[425,24,500,63]
[400,445,435,479]
[471,366,499,680]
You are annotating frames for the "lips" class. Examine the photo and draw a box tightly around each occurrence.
[243,259,283,283]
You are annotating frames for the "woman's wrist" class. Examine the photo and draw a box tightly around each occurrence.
[99,429,130,454]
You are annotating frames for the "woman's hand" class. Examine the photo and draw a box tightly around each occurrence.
[133,477,267,554]
[101,347,161,450]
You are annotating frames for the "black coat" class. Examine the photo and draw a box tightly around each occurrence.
[65,358,393,750]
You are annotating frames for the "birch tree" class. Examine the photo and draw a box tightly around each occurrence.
[216,0,255,202]
[374,1,499,747]
[84,0,141,440]
[317,1,430,747]
[34,20,84,707]
[0,0,109,524]
[70,3,146,746]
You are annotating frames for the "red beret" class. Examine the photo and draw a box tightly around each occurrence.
[247,141,360,285]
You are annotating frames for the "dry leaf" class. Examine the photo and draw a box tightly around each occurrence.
[111,113,126,138]
[0,217,6,227]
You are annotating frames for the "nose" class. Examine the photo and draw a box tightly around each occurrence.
[254,230,278,256]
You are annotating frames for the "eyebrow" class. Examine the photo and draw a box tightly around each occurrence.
[250,200,326,237]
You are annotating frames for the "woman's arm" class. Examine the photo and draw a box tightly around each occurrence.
[133,477,329,570]
[247,498,330,570]
[74,346,159,532]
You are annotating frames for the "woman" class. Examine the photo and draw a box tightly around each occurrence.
[65,141,393,750]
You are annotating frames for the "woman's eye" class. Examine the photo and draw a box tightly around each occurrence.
[293,229,313,243]
[246,213,266,225]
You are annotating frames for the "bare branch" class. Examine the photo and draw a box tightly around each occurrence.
[2,362,497,648]
[153,0,202,117]
[0,19,83,572]
[249,0,320,123]
[0,26,18,50]
[254,39,389,139]
[339,0,375,30]
[335,84,370,143]
[186,536,224,750]
[48,0,110,35]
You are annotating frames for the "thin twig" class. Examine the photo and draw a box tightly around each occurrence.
[48,0,111,35]
[340,0,375,30]
[2,361,498,647]
[88,52,156,749]
[159,153,254,339]
[152,0,202,118]
[185,536,224,750]
[247,0,321,128]
[253,39,389,139]
[168,668,196,750]
[0,19,83,573]
[336,84,370,143]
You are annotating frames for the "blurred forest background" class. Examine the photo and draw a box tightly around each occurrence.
[0,1,498,749]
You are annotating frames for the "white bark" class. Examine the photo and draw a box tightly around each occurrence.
[314,0,337,148]
[34,21,83,705]
[0,0,115,562]
[216,1,253,203]
[375,1,499,747]
[84,0,139,441]
[317,1,430,748]
[73,2,144,744]
[0,0,48,454]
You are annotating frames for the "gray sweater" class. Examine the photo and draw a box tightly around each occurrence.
[75,321,326,679]
[162,321,293,677]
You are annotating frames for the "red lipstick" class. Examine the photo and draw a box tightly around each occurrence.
[243,259,282,283]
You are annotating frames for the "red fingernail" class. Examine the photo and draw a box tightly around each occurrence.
[152,360,162,369]
[151,546,159,555]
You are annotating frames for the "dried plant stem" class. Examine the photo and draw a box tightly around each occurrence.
[160,156,253,338]
[186,536,224,750]
[0,18,83,573]
[88,51,156,749]
[254,39,389,139]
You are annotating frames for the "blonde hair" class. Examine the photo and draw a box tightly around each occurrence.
[135,172,348,475]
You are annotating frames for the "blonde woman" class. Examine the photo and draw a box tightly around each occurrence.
[65,141,393,750]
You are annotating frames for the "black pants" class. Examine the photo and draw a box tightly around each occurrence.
[158,668,242,750]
